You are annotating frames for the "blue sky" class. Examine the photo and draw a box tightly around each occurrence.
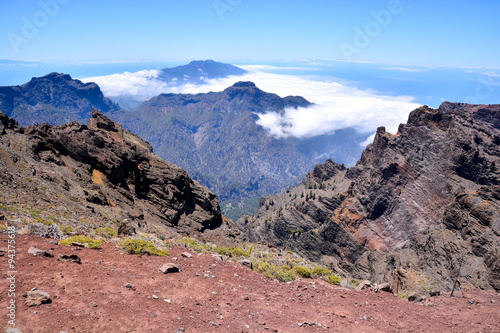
[0,0,499,67]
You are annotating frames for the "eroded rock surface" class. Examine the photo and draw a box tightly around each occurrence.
[241,103,500,292]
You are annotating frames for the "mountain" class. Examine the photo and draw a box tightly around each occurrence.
[157,59,247,84]
[239,102,500,292]
[0,72,120,126]
[123,82,316,209]
[0,109,234,240]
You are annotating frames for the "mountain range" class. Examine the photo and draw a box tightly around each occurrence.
[0,63,367,220]
[239,102,500,292]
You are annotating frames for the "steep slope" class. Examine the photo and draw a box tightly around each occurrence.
[158,59,247,84]
[240,102,500,292]
[0,109,230,240]
[0,72,120,126]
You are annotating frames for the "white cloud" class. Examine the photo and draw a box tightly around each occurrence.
[81,67,421,138]
[81,70,167,101]
[380,67,423,72]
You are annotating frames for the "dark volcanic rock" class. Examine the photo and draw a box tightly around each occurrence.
[241,103,500,292]
[0,109,228,239]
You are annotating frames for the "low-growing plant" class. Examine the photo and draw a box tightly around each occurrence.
[35,217,54,226]
[60,235,103,249]
[350,278,361,287]
[59,225,73,235]
[294,265,313,278]
[94,227,118,240]
[119,238,169,256]
[312,266,332,277]
[398,291,411,300]
[326,274,342,285]
[252,260,296,282]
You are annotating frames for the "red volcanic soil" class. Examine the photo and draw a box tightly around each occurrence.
[1,234,499,333]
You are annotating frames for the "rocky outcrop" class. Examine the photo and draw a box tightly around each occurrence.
[240,103,500,292]
[0,109,227,239]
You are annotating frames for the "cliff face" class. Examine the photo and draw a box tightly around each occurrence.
[0,109,228,240]
[240,103,500,292]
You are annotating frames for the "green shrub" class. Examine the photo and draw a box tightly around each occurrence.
[398,291,411,300]
[118,238,169,256]
[253,260,296,282]
[312,266,332,277]
[94,227,117,240]
[350,279,361,287]
[294,266,313,278]
[35,217,54,226]
[326,274,342,285]
[60,225,74,235]
[60,236,103,249]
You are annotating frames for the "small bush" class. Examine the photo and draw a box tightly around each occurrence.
[59,225,73,235]
[94,227,117,240]
[253,260,296,282]
[326,274,342,285]
[60,236,103,249]
[398,291,411,300]
[35,217,54,226]
[294,266,313,278]
[312,266,332,277]
[350,279,361,287]
[119,238,169,256]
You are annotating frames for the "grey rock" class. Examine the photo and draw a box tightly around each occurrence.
[181,251,193,258]
[5,328,23,333]
[408,292,423,303]
[355,280,372,291]
[159,263,181,274]
[239,259,253,269]
[57,254,81,264]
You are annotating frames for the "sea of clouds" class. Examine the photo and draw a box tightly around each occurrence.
[82,65,421,144]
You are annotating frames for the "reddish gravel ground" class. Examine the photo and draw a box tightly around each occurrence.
[1,234,499,333]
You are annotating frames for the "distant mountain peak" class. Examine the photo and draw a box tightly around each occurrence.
[158,60,247,84]
[231,81,256,88]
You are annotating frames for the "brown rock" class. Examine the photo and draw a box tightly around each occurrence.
[377,283,393,293]
[24,290,51,307]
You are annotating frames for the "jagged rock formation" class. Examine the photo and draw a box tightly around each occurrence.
[0,109,230,239]
[0,72,120,126]
[239,102,500,292]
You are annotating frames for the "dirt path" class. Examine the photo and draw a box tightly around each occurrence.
[1,234,499,332]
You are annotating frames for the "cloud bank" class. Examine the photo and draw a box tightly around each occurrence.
[82,67,421,139]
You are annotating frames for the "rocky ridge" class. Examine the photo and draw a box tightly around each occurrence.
[0,109,232,240]
[239,103,500,292]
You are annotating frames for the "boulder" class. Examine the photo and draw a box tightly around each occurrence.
[159,263,180,274]
[28,247,54,257]
[57,254,82,264]
[408,292,424,303]
[181,252,193,258]
[24,290,51,307]
[239,259,253,269]
[355,280,372,291]
[377,282,393,293]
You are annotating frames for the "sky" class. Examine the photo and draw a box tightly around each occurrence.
[1,0,499,67]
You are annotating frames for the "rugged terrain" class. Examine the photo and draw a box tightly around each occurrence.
[2,234,500,332]
[0,73,120,127]
[0,109,232,241]
[240,103,500,293]
[0,70,367,220]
